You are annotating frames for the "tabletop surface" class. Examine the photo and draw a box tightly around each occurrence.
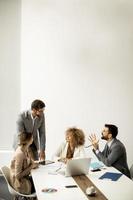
[31,161,133,200]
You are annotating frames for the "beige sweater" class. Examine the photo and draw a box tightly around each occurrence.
[10,147,33,194]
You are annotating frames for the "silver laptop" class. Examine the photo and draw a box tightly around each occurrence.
[65,157,91,177]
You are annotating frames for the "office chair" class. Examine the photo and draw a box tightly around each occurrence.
[1,166,36,200]
[130,164,133,180]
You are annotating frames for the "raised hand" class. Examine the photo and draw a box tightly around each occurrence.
[88,134,99,150]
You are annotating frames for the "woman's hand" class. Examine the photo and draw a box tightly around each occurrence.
[31,162,39,169]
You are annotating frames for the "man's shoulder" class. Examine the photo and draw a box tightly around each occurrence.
[19,110,30,118]
[112,138,125,148]
[113,138,123,144]
[20,110,31,118]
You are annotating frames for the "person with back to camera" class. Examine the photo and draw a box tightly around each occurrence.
[53,127,86,163]
[10,132,39,194]
[89,124,130,178]
[13,99,46,161]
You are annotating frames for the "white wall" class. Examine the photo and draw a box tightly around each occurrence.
[0,0,132,166]
[21,0,133,165]
[0,0,21,149]
[21,0,133,166]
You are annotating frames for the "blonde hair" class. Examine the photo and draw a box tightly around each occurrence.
[66,127,85,147]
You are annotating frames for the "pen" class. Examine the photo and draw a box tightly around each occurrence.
[55,164,62,172]
[65,185,78,188]
[85,144,93,148]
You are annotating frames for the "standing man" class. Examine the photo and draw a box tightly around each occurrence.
[13,99,46,161]
[89,124,130,178]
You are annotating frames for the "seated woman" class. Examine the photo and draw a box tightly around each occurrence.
[53,127,86,163]
[10,132,38,194]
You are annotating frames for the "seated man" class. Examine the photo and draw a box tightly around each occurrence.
[89,124,130,178]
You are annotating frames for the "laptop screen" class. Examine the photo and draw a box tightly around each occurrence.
[65,157,91,177]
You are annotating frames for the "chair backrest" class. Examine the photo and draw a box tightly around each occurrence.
[1,166,17,196]
[1,166,36,198]
[130,164,133,180]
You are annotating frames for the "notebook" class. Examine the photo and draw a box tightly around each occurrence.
[99,172,123,181]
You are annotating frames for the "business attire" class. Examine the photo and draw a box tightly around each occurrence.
[53,142,86,161]
[93,138,130,178]
[10,147,34,194]
[13,110,46,160]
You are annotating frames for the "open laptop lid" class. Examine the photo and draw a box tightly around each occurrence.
[65,157,91,177]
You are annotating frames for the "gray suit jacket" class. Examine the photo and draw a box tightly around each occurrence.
[13,110,46,151]
[93,138,130,178]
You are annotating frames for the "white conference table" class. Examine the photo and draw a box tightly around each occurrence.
[31,162,88,200]
[31,161,133,200]
[88,167,133,200]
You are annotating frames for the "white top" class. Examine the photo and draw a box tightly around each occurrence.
[52,142,86,161]
[107,138,114,148]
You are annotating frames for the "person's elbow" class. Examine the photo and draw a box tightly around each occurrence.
[104,159,112,167]
[105,162,112,167]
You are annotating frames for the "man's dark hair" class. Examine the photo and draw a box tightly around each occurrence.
[105,124,118,138]
[31,99,45,110]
